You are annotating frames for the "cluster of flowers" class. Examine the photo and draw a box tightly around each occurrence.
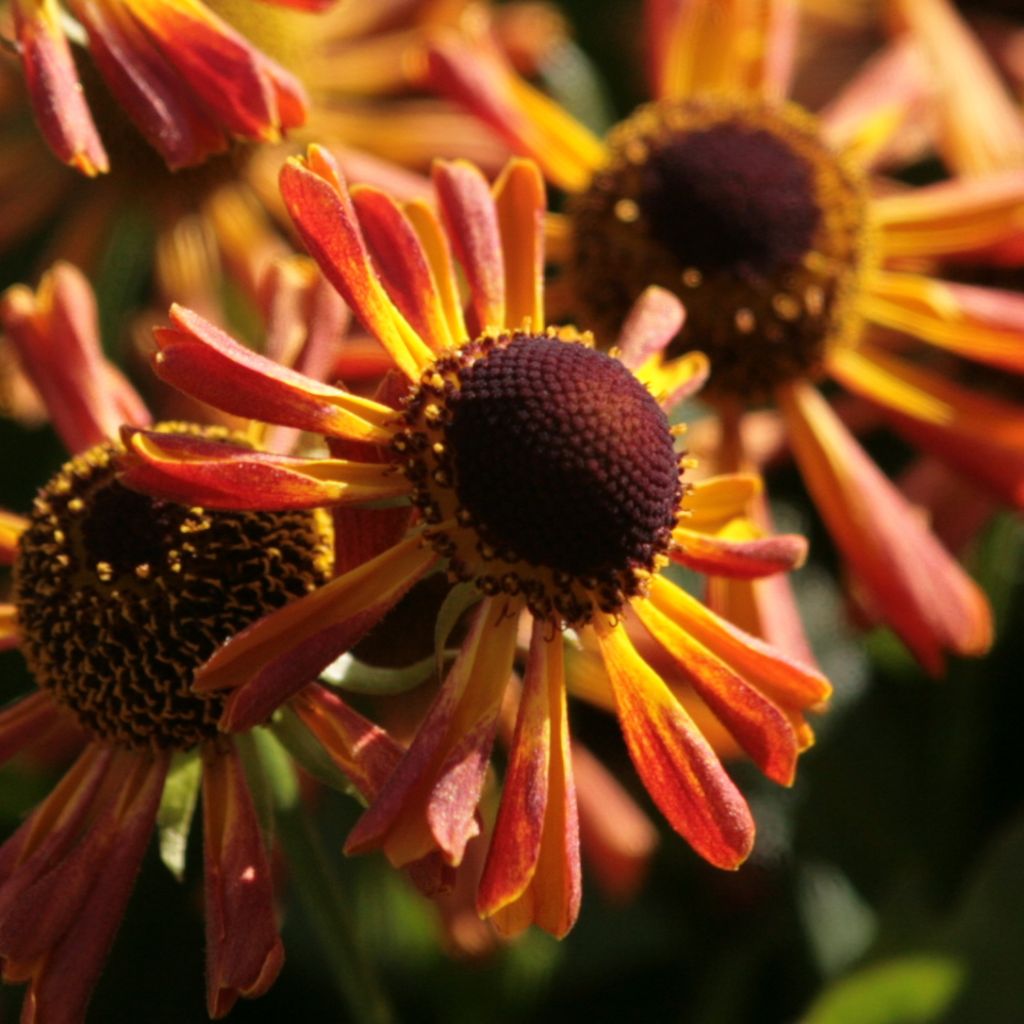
[0,0,1021,1018]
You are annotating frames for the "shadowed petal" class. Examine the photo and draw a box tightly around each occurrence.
[202,742,283,1019]
[0,693,66,767]
[345,599,518,867]
[478,621,580,938]
[199,534,439,732]
[778,379,992,674]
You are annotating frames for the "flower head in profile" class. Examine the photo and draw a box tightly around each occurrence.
[0,260,396,1019]
[123,148,831,936]
[424,0,1024,673]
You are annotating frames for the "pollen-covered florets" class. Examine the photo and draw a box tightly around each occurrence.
[391,330,682,627]
[568,97,870,400]
[13,425,333,751]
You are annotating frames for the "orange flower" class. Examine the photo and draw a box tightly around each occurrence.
[0,260,407,1019]
[123,149,830,937]
[421,0,1024,673]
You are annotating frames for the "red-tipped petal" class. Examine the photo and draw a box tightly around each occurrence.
[12,0,108,175]
[202,742,283,1018]
[595,622,754,870]
[616,286,686,371]
[280,146,434,379]
[672,526,808,579]
[155,304,394,442]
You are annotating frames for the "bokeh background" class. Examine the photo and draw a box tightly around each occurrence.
[2,1,1023,1021]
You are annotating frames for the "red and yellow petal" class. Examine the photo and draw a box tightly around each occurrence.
[121,427,405,510]
[194,533,439,733]
[778,379,992,674]
[871,172,1024,260]
[11,0,108,175]
[478,620,580,938]
[860,271,1024,374]
[646,575,831,711]
[153,304,395,443]
[0,514,27,566]
[280,146,435,379]
[615,286,687,372]
[829,344,1024,507]
[202,741,283,1019]
[594,620,754,870]
[345,598,519,868]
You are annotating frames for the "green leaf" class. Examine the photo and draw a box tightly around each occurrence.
[434,581,481,681]
[802,955,966,1024]
[156,750,202,883]
[320,651,438,696]
[270,704,364,803]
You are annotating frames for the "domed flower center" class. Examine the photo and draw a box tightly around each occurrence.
[568,98,869,400]
[392,332,682,626]
[13,427,332,751]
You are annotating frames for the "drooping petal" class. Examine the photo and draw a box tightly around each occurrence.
[478,621,580,938]
[10,0,108,175]
[646,575,831,711]
[153,304,395,443]
[426,29,605,193]
[1,747,167,1022]
[121,428,405,510]
[892,0,1024,176]
[345,599,519,868]
[1,263,151,453]
[860,271,1024,374]
[432,159,506,333]
[280,145,435,379]
[572,741,658,904]
[68,0,227,170]
[351,186,456,351]
[829,344,1024,507]
[671,523,808,579]
[594,621,754,870]
[197,534,439,732]
[493,158,546,331]
[778,379,992,674]
[871,172,1024,260]
[202,742,283,1019]
[631,597,799,785]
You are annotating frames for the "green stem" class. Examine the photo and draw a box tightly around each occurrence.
[276,804,394,1024]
